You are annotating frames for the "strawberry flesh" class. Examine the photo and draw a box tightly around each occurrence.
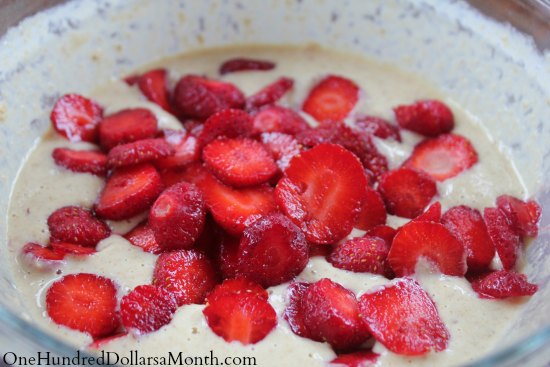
[275,144,369,244]
[51,242,96,256]
[237,213,309,287]
[217,234,241,279]
[328,236,391,276]
[46,273,119,338]
[219,58,275,74]
[356,116,401,142]
[483,207,521,270]
[207,278,268,303]
[303,75,359,123]
[47,206,110,247]
[329,351,379,367]
[365,225,398,247]
[283,282,312,338]
[136,68,173,112]
[470,270,538,299]
[98,108,158,151]
[155,129,200,169]
[107,138,174,167]
[52,148,108,176]
[496,195,541,238]
[246,77,294,110]
[149,182,206,251]
[95,163,162,220]
[199,109,253,146]
[260,132,301,171]
[123,221,163,254]
[414,201,442,223]
[394,100,454,137]
[252,105,309,135]
[22,243,65,267]
[355,188,387,231]
[51,94,103,142]
[358,277,449,355]
[388,221,466,276]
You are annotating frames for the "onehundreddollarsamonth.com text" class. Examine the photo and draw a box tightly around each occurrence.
[2,350,257,366]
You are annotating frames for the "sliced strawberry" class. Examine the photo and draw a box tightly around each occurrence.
[47,206,110,247]
[378,168,437,219]
[483,207,521,270]
[218,234,241,279]
[194,167,277,235]
[442,206,495,272]
[246,77,294,110]
[89,332,128,349]
[207,278,268,303]
[365,225,397,247]
[237,213,309,287]
[51,94,103,142]
[149,182,206,251]
[328,236,391,276]
[159,167,193,188]
[182,119,204,136]
[136,68,173,112]
[496,195,542,238]
[309,244,333,258]
[95,163,162,220]
[329,351,379,367]
[46,273,119,338]
[51,242,96,256]
[403,134,478,181]
[414,201,442,223]
[388,221,466,276]
[356,116,401,142]
[98,108,158,151]
[155,130,200,169]
[199,109,253,146]
[260,132,301,172]
[107,138,174,167]
[302,75,359,123]
[173,75,245,119]
[355,188,387,231]
[302,278,368,351]
[120,284,178,334]
[470,270,538,299]
[153,250,218,306]
[52,148,107,176]
[275,144,369,244]
[283,282,312,338]
[192,214,224,259]
[394,99,454,137]
[21,243,65,268]
[202,138,277,187]
[219,58,275,74]
[252,105,309,135]
[358,278,449,355]
[203,289,277,345]
[123,221,163,254]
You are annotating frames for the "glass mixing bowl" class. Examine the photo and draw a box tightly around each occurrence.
[0,1,548,366]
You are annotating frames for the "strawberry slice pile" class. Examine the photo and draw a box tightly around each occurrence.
[30,63,541,356]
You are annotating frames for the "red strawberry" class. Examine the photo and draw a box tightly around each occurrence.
[329,351,379,367]
[51,242,96,256]
[193,167,277,235]
[283,282,312,338]
[496,195,542,238]
[394,100,454,137]
[219,58,275,74]
[159,167,193,188]
[414,201,442,223]
[378,168,437,219]
[483,207,520,270]
[203,289,276,345]
[442,206,495,272]
[120,285,178,334]
[302,278,369,350]
[358,278,449,355]
[107,138,174,167]
[309,244,333,258]
[46,273,119,338]
[88,332,128,349]
[182,119,204,136]
[123,221,163,254]
[173,75,245,119]
[199,109,253,146]
[21,243,65,268]
[155,130,200,169]
[252,105,309,135]
[52,148,107,176]
[98,108,158,151]
[47,206,110,247]
[275,144,369,244]
[218,234,241,279]
[355,188,387,231]
[51,94,103,142]
[356,116,401,142]
[149,182,206,251]
[328,236,390,276]
[470,270,538,299]
[260,132,301,172]
[403,134,478,181]
[207,278,268,303]
[153,250,218,306]
[95,164,162,220]
[246,77,294,110]
[303,75,359,123]
[365,225,397,246]
[237,213,309,287]
[388,221,466,276]
[202,138,277,187]
[136,68,173,112]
